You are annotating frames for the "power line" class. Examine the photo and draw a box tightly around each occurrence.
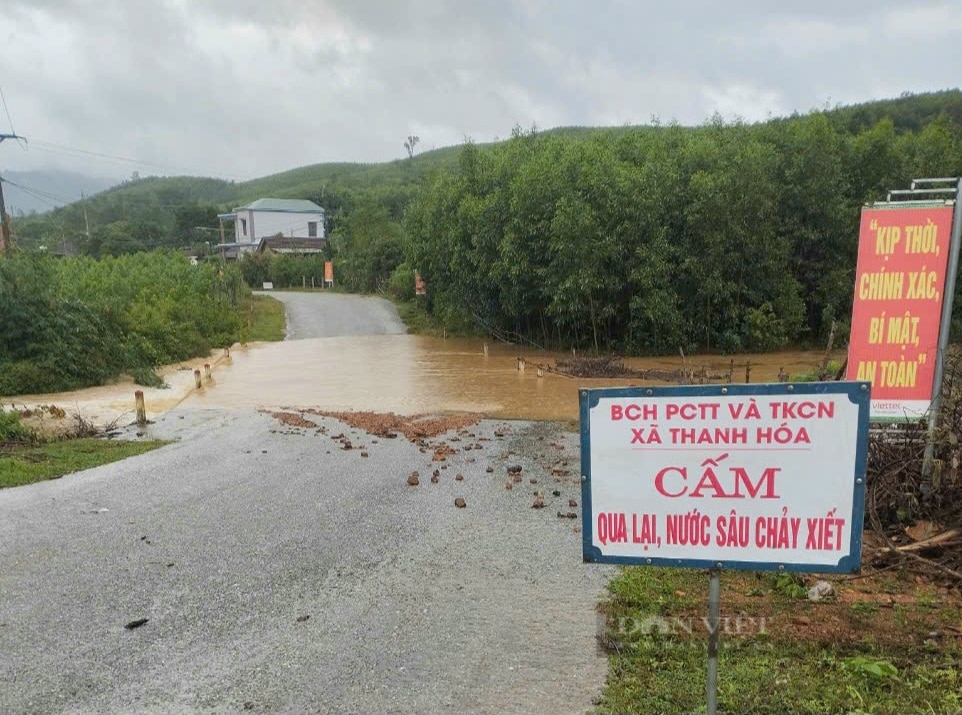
[2,181,63,210]
[27,139,243,180]
[1,177,73,205]
[0,87,25,150]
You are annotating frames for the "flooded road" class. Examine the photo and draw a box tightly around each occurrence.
[7,292,840,423]
[189,334,834,421]
[10,338,837,427]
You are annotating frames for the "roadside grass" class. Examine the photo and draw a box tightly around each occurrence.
[0,438,168,489]
[597,566,962,714]
[240,294,287,342]
[393,299,439,336]
[392,299,481,338]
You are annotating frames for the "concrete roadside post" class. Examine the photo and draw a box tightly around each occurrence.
[134,390,146,425]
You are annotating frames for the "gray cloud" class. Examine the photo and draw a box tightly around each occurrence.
[0,0,958,181]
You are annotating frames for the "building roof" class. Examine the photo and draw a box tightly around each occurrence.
[235,198,324,213]
[256,236,328,254]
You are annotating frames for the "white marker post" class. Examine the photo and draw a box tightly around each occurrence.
[580,383,870,714]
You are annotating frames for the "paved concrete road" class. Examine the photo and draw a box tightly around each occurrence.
[0,412,611,714]
[257,291,407,340]
[1,294,612,713]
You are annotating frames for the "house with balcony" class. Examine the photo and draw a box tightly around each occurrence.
[216,198,326,259]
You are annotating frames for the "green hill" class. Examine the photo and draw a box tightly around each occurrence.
[9,88,962,255]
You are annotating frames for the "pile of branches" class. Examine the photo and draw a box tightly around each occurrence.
[866,348,962,581]
[553,355,639,378]
[551,354,723,383]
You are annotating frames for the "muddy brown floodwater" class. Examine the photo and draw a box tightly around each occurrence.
[188,336,836,421]
[8,335,839,425]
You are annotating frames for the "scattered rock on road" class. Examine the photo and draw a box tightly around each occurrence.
[305,410,482,442]
[454,497,466,508]
[407,473,420,486]
[263,411,318,429]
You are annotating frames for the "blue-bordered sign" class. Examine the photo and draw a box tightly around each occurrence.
[580,382,870,573]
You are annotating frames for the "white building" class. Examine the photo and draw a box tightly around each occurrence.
[217,198,326,259]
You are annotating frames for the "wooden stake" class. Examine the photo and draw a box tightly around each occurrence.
[135,390,146,425]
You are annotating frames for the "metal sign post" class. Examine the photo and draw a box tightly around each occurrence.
[706,569,721,715]
[924,179,962,474]
[580,382,871,713]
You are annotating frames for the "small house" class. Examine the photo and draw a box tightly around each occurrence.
[216,198,326,259]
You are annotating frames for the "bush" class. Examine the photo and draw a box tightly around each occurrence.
[386,263,415,302]
[0,405,32,442]
[742,303,789,352]
[238,253,328,289]
[792,359,843,382]
[129,367,168,389]
[0,251,245,396]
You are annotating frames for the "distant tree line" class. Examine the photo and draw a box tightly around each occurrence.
[401,109,962,353]
[9,91,962,356]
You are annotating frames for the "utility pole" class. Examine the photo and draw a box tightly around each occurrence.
[0,132,25,254]
[0,173,9,253]
[81,190,90,238]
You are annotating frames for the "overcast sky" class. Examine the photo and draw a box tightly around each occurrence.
[1,0,961,184]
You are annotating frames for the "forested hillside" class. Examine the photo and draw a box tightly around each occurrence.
[9,90,962,354]
[405,106,962,353]
[10,145,464,254]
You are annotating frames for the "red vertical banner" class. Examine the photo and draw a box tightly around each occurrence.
[324,261,334,283]
[846,205,954,420]
[414,271,426,296]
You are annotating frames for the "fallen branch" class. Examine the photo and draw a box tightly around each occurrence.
[896,549,962,582]
[869,483,962,583]
[894,529,960,553]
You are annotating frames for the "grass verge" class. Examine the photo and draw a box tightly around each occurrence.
[392,299,480,338]
[393,299,439,336]
[241,294,287,342]
[597,566,962,714]
[0,438,168,489]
